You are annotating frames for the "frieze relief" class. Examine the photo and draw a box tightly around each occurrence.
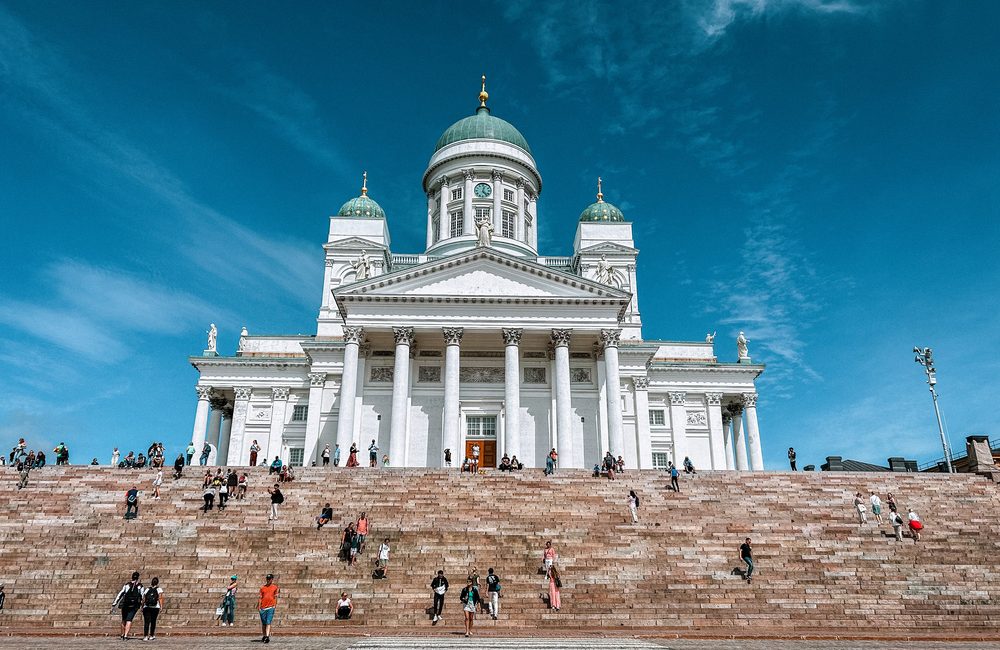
[250,405,272,422]
[570,368,593,383]
[523,367,547,384]
[418,366,442,383]
[370,367,394,383]
[686,411,708,427]
[459,366,506,383]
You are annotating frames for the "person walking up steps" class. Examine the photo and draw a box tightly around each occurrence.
[112,571,143,640]
[257,574,279,643]
[486,568,501,619]
[870,492,883,524]
[140,576,163,641]
[740,537,754,584]
[854,492,868,524]
[430,570,448,623]
[907,508,923,542]
[890,509,905,541]
[628,490,640,523]
[669,462,680,492]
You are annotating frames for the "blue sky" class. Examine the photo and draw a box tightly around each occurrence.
[1,1,997,468]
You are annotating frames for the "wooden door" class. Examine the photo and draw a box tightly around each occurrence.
[465,440,497,468]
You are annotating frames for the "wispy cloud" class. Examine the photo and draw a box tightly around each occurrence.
[695,0,872,40]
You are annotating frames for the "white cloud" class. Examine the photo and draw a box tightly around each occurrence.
[695,0,871,40]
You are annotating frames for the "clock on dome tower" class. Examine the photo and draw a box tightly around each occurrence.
[474,182,492,198]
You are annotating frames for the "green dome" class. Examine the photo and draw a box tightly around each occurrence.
[434,107,531,154]
[579,199,625,222]
[337,194,385,220]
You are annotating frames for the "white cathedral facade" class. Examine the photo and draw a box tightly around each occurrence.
[189,83,766,471]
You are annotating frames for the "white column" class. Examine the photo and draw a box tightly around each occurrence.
[304,372,326,464]
[426,191,435,249]
[730,403,749,471]
[389,326,414,466]
[321,259,334,310]
[600,329,625,462]
[551,329,574,467]
[191,386,212,451]
[596,357,609,456]
[706,393,726,470]
[207,397,225,449]
[502,328,522,462]
[438,176,449,239]
[492,169,503,233]
[516,177,526,242]
[722,412,735,470]
[353,343,369,441]
[743,392,763,470]
[668,391,687,467]
[336,326,364,456]
[217,406,233,465]
[632,377,653,469]
[268,387,290,462]
[529,194,538,250]
[226,386,252,465]
[463,169,474,234]
[442,327,463,467]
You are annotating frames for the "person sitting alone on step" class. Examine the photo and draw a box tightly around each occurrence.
[317,503,333,529]
[336,592,353,619]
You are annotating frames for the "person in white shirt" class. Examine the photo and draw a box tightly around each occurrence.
[869,492,883,524]
[140,577,164,641]
[152,470,163,500]
[377,538,391,577]
[889,510,905,541]
[471,444,480,473]
[336,592,353,619]
[907,508,923,542]
[853,492,867,524]
[111,448,120,467]
[628,490,640,523]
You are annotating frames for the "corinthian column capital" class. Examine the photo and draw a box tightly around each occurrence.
[233,386,253,401]
[742,392,758,408]
[502,327,523,346]
[600,328,621,349]
[308,372,327,387]
[195,386,214,401]
[272,387,290,401]
[393,326,416,346]
[442,327,464,346]
[343,326,365,344]
[705,392,723,406]
[550,328,572,348]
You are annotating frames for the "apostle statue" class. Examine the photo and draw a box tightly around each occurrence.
[596,254,615,285]
[238,326,249,352]
[475,215,494,247]
[353,249,372,281]
[737,331,750,360]
[705,331,716,344]
[206,323,218,352]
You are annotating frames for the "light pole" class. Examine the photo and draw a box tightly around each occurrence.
[913,347,954,473]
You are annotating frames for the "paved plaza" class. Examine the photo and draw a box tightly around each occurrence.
[0,637,992,650]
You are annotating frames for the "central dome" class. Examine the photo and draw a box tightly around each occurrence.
[434,106,531,154]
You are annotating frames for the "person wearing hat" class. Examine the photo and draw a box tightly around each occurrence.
[257,574,279,643]
[220,575,238,627]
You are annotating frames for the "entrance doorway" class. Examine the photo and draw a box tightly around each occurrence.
[465,415,498,468]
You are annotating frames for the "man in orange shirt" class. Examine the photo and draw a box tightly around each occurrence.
[257,573,279,644]
[356,512,370,554]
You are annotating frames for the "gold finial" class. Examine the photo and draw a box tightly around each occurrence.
[597,177,604,203]
[361,170,368,196]
[479,74,489,107]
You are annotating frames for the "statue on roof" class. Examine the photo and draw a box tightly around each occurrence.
[206,323,217,352]
[475,214,494,247]
[238,326,248,352]
[737,331,750,360]
[706,331,716,344]
[353,249,372,281]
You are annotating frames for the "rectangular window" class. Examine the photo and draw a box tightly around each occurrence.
[503,188,515,202]
[450,210,463,238]
[475,207,491,221]
[502,210,516,238]
[288,447,304,467]
[652,452,671,470]
[292,405,308,421]
[451,187,463,201]
[649,409,665,426]
[466,415,497,438]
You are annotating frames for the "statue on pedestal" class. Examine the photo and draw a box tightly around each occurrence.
[475,215,494,247]
[238,326,249,352]
[353,249,372,281]
[737,331,750,360]
[206,323,217,352]
[705,331,716,344]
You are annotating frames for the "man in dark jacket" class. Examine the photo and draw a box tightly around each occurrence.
[430,570,449,623]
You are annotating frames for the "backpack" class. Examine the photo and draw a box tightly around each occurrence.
[274,491,284,504]
[126,490,138,504]
[122,583,142,609]
[144,587,159,608]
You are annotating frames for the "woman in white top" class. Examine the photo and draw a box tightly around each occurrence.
[152,470,163,500]
[869,492,883,524]
[140,577,164,641]
[907,509,923,541]
[628,490,640,523]
[336,592,353,619]
[853,492,867,524]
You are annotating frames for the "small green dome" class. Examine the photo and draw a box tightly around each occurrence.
[435,107,531,154]
[337,194,385,219]
[579,200,625,222]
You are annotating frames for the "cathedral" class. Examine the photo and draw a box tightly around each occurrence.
[189,80,766,471]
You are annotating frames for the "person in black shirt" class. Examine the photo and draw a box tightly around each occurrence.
[788,447,797,471]
[739,537,754,584]
[316,503,334,530]
[430,570,449,623]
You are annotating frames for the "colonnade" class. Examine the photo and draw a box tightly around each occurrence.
[721,393,763,471]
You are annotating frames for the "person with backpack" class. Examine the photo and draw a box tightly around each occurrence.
[141,576,163,641]
[628,490,640,523]
[890,509,905,541]
[485,568,501,620]
[268,484,284,521]
[124,486,139,519]
[430,570,448,623]
[220,575,238,627]
[459,577,481,637]
[111,571,143,640]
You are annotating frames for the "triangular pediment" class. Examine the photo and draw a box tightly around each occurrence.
[323,236,387,252]
[335,248,629,301]
[577,241,639,255]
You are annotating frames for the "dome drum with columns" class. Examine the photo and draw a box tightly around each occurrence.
[189,78,767,472]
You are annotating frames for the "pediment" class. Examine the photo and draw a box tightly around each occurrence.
[578,242,639,255]
[335,248,629,301]
[323,237,387,252]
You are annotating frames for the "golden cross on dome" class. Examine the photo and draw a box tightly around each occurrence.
[597,176,604,202]
[479,75,489,107]
[361,170,368,196]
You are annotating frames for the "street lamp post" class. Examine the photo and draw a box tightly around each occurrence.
[913,347,954,473]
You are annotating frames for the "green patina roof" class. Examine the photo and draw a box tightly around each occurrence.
[579,200,625,222]
[337,194,385,220]
[434,107,531,154]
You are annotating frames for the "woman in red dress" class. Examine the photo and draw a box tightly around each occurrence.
[346,443,360,468]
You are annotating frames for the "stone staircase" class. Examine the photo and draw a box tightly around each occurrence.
[1,466,998,636]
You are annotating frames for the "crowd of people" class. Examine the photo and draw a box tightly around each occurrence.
[853,490,924,541]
